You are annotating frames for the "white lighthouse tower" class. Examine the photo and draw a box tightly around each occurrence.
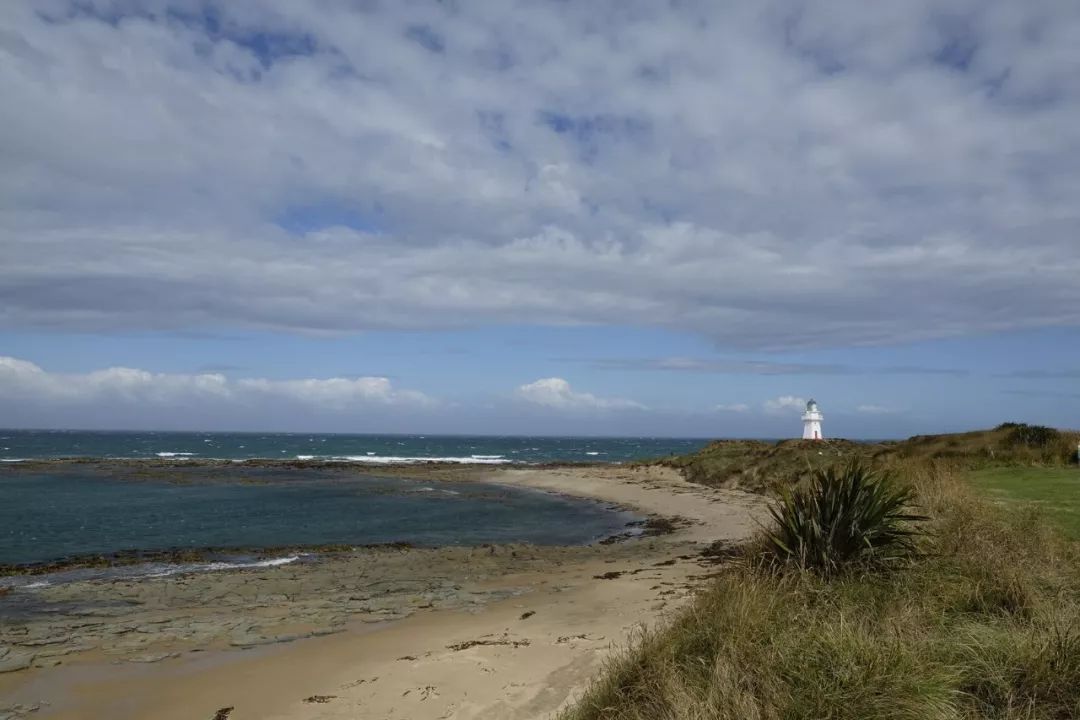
[802,399,824,440]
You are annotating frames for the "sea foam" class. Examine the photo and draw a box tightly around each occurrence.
[1,556,303,591]
[333,455,512,464]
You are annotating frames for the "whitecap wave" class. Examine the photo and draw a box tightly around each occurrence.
[3,556,303,592]
[203,556,300,571]
[142,555,302,578]
[333,455,513,465]
[155,452,197,458]
[1,458,26,463]
[295,455,315,460]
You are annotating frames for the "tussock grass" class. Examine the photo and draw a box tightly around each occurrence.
[561,463,1080,720]
[654,438,879,493]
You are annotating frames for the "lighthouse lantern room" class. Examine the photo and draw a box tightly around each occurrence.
[802,399,824,440]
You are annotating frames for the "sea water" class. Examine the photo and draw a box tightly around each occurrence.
[0,465,639,568]
[0,429,709,463]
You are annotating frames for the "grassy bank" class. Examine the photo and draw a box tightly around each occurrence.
[564,454,1080,719]
[656,424,1078,494]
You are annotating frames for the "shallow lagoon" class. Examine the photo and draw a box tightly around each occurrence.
[0,465,638,567]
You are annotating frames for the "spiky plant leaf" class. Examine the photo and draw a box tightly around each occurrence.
[765,461,927,575]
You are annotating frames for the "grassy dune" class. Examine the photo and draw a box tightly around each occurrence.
[565,429,1080,720]
[655,424,1079,494]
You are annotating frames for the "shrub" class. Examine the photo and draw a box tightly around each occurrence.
[1003,423,1060,449]
[763,461,927,575]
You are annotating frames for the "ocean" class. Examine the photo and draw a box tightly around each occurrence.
[0,430,707,571]
[0,429,710,464]
[0,465,640,569]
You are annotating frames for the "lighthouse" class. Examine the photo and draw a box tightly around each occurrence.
[802,399,824,440]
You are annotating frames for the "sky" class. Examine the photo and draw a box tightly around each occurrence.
[1,0,1079,438]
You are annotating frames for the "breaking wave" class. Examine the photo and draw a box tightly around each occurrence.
[332,454,512,464]
[1,555,303,591]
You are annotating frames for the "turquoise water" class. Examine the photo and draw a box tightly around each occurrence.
[0,429,710,463]
[0,465,639,567]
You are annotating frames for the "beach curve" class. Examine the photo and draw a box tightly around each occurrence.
[0,464,766,720]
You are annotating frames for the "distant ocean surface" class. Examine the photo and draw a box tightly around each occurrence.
[0,429,712,464]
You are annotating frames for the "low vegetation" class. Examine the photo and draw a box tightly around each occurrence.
[763,462,926,575]
[565,429,1080,720]
[656,425,1079,493]
[892,424,1079,468]
[969,466,1080,540]
[654,438,881,493]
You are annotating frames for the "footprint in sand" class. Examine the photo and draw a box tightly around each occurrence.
[340,676,379,689]
[302,695,336,704]
[401,685,439,701]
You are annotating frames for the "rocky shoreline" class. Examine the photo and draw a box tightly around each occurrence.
[0,464,767,720]
[3,542,648,673]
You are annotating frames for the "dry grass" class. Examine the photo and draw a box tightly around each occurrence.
[654,426,1079,495]
[653,438,882,493]
[561,462,1080,720]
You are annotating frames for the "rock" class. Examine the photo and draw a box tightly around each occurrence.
[0,703,45,719]
[16,637,67,647]
[0,651,34,673]
[128,652,180,663]
[35,644,92,659]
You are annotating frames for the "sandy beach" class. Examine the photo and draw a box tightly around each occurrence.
[0,464,765,720]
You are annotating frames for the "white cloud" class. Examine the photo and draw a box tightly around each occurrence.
[0,356,433,410]
[764,395,807,413]
[237,377,434,410]
[516,377,644,411]
[0,2,1079,349]
[715,403,750,412]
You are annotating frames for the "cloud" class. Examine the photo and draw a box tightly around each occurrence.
[237,377,433,410]
[1,2,1079,349]
[578,357,967,376]
[196,363,247,373]
[856,404,897,414]
[1001,389,1080,400]
[996,369,1080,379]
[715,403,751,412]
[516,377,644,411]
[764,395,808,413]
[877,366,969,377]
[584,357,851,375]
[0,356,433,410]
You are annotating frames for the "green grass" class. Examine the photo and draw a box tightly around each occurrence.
[763,462,927,575]
[650,426,1079,494]
[968,466,1080,540]
[568,430,1080,719]
[562,462,1080,720]
[652,438,884,493]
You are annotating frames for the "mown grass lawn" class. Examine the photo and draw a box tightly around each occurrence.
[968,466,1080,539]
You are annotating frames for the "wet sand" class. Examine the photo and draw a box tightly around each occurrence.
[0,465,765,720]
